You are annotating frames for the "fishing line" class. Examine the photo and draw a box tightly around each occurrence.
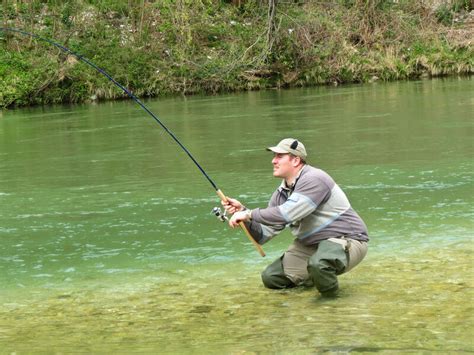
[0,27,218,190]
[1,27,266,257]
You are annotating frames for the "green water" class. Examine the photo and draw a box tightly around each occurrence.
[0,77,473,353]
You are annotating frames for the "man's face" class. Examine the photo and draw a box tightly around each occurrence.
[271,153,300,179]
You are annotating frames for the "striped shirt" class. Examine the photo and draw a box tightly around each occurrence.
[246,165,369,245]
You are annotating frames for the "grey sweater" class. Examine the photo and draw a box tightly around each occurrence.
[247,165,369,245]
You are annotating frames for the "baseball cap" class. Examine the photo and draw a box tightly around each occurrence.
[266,138,307,159]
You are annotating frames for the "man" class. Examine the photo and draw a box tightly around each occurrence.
[223,138,369,297]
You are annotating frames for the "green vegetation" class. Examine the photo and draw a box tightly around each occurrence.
[1,0,473,108]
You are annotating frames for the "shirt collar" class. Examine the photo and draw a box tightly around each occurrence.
[279,165,306,192]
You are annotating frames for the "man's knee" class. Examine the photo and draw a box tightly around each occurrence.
[261,257,295,289]
[309,240,348,273]
[307,256,340,293]
[307,240,347,293]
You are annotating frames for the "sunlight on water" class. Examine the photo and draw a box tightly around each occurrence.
[1,78,473,352]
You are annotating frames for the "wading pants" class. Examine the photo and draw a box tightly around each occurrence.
[261,238,368,294]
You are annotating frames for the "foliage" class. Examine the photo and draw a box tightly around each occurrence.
[435,0,473,25]
[0,0,472,108]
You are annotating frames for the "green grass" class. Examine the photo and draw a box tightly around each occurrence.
[0,0,472,108]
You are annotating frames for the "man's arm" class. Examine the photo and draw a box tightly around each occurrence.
[252,176,332,226]
[223,195,284,244]
[243,219,285,244]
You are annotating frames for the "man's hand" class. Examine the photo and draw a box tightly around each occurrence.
[228,210,251,228]
[221,197,244,214]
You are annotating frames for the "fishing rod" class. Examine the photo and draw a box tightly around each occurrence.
[1,27,265,257]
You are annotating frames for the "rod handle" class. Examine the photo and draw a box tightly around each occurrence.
[216,189,265,257]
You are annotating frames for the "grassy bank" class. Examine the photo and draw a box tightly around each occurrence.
[1,0,473,108]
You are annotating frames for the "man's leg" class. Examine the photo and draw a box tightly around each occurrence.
[261,239,317,289]
[261,256,295,289]
[307,239,348,296]
[345,239,368,272]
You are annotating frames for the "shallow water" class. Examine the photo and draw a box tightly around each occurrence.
[0,77,473,353]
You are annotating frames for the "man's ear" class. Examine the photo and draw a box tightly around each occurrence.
[291,156,302,167]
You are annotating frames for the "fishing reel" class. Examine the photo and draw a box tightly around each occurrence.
[211,207,228,222]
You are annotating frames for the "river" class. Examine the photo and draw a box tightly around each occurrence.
[0,77,473,353]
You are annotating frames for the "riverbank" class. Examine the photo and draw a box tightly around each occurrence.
[1,1,473,108]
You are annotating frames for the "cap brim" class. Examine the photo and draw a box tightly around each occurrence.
[266,146,289,154]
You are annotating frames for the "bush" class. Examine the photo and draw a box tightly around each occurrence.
[0,0,472,108]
